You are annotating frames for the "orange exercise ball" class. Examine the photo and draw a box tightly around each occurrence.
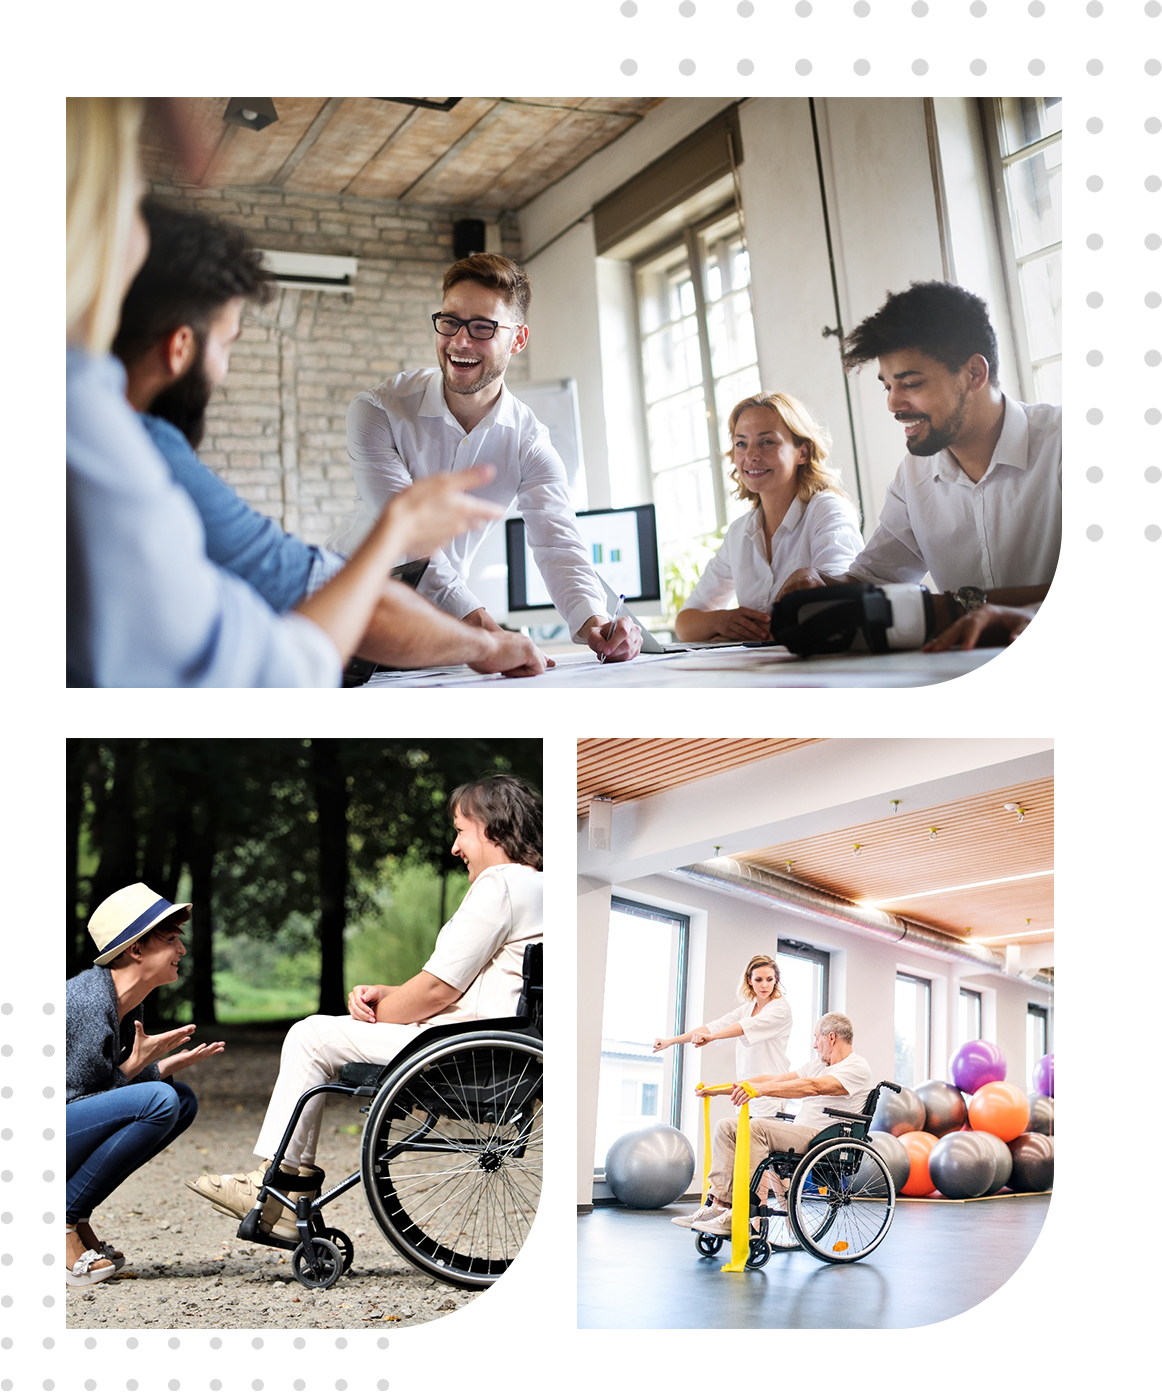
[967,1081,1030,1142]
[898,1129,939,1196]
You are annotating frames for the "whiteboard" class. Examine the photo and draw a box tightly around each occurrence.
[468,378,586,621]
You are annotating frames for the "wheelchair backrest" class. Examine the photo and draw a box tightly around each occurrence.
[516,942,543,1032]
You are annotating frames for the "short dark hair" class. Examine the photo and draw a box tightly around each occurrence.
[842,280,999,383]
[449,774,542,872]
[112,199,271,366]
[442,253,531,324]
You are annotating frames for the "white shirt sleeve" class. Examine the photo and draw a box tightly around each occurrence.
[738,996,792,1047]
[702,1003,747,1034]
[681,529,741,612]
[802,494,866,580]
[515,424,609,639]
[847,470,929,585]
[422,868,512,992]
[346,394,484,618]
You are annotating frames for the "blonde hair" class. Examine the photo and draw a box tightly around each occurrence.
[67,97,143,352]
[727,392,849,507]
[739,953,782,1004]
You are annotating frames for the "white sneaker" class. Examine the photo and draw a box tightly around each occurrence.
[691,1208,735,1236]
[671,1201,718,1229]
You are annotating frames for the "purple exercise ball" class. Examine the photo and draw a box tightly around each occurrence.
[1032,1052,1054,1098]
[949,1039,1006,1094]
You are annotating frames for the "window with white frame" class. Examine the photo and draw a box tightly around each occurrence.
[988,97,1062,404]
[636,208,761,568]
[594,899,689,1171]
[894,973,932,1088]
[957,988,983,1046]
[1026,1003,1050,1090]
[776,940,830,1070]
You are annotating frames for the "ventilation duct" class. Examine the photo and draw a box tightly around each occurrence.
[673,857,1008,974]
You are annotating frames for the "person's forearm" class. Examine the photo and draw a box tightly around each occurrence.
[981,585,1049,607]
[675,609,721,641]
[707,1023,744,1042]
[374,971,460,1024]
[354,585,501,668]
[296,512,411,662]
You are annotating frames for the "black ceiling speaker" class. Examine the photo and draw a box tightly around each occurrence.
[224,99,279,131]
[453,219,487,259]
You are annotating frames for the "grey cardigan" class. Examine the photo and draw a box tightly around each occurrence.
[65,966,162,1104]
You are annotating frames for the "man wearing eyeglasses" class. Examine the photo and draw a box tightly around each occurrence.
[329,253,641,663]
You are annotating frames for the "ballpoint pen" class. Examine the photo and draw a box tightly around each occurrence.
[598,593,626,663]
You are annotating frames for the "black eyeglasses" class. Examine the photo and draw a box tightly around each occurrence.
[431,313,517,341]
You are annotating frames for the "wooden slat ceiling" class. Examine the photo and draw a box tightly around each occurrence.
[740,777,1053,944]
[141,98,663,213]
[576,739,819,817]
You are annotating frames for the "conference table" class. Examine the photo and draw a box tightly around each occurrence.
[359,644,998,689]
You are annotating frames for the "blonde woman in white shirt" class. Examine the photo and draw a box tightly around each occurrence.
[675,393,863,643]
[654,954,792,1227]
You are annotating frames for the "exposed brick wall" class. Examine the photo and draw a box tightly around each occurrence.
[148,181,524,546]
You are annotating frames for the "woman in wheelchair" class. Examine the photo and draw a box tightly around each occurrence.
[687,1013,873,1238]
[654,953,792,1228]
[187,773,542,1252]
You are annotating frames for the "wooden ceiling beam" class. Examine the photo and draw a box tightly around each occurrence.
[398,100,508,203]
[269,97,345,187]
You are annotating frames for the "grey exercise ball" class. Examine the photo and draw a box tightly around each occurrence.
[1026,1094,1054,1135]
[853,1130,910,1195]
[928,1131,996,1199]
[871,1085,926,1136]
[605,1125,696,1209]
[1007,1133,1053,1193]
[975,1130,1013,1194]
[916,1079,968,1137]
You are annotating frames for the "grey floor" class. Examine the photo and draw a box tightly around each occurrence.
[577,1194,1050,1329]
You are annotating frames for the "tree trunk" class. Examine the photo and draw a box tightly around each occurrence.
[88,741,141,922]
[188,816,218,1026]
[65,741,90,980]
[312,740,349,1016]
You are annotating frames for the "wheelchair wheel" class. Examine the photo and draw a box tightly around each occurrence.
[694,1232,723,1258]
[745,1236,771,1269]
[321,1227,354,1273]
[767,1211,802,1252]
[788,1139,894,1264]
[291,1237,344,1290]
[362,1030,542,1289]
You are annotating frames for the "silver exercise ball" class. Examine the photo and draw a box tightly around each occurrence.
[853,1129,910,1195]
[928,1130,996,1199]
[975,1130,1014,1194]
[916,1079,969,1137]
[871,1085,926,1136]
[605,1125,696,1209]
[1026,1094,1054,1135]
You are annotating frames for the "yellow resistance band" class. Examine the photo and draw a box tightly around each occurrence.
[696,1081,758,1274]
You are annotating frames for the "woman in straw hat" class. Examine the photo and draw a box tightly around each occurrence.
[64,884,224,1286]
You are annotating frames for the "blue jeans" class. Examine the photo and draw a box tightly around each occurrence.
[65,1080,197,1221]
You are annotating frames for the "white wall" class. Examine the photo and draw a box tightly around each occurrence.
[576,871,1052,1206]
[577,876,612,1206]
[520,98,1011,545]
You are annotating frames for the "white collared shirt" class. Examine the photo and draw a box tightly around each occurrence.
[329,368,608,638]
[682,491,864,614]
[849,396,1062,592]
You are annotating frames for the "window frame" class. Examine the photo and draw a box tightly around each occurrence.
[1027,1002,1051,1078]
[776,938,831,1017]
[958,987,983,1045]
[894,971,933,1088]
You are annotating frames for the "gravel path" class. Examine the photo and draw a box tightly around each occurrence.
[66,1027,481,1330]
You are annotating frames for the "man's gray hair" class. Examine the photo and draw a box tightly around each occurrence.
[815,1012,854,1043]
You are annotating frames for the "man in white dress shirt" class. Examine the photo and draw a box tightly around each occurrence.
[330,254,640,663]
[778,282,1060,649]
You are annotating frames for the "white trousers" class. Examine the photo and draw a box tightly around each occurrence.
[253,1014,426,1167]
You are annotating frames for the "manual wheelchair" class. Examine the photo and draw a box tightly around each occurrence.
[694,1080,902,1267]
[235,944,543,1292]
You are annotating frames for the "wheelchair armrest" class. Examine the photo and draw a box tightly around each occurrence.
[337,1062,389,1094]
[775,1111,795,1121]
[820,1105,871,1123]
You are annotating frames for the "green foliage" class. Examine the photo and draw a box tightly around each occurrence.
[345,856,470,993]
[662,530,727,620]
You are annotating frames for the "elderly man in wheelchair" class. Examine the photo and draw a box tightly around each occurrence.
[186,773,543,1290]
[676,1013,901,1265]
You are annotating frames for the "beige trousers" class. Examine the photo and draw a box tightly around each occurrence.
[707,1116,821,1204]
[253,1014,426,1167]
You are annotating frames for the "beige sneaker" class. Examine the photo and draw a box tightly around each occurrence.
[671,1200,718,1229]
[186,1166,320,1243]
[691,1207,735,1236]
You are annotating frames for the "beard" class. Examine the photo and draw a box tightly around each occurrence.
[900,388,968,456]
[439,349,507,397]
[149,349,213,448]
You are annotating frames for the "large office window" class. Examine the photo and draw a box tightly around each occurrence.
[957,988,983,1047]
[988,97,1062,404]
[636,208,760,566]
[894,973,931,1088]
[776,939,830,1070]
[1026,1004,1050,1090]
[594,899,689,1171]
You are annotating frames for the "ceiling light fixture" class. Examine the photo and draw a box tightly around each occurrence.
[1003,802,1027,822]
[889,799,901,814]
[224,99,278,131]
[858,867,1053,908]
[379,98,462,112]
[928,826,938,840]
[852,843,862,856]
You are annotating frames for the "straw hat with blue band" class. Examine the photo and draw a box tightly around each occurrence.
[89,883,192,967]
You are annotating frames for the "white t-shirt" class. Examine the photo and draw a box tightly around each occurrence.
[849,396,1061,592]
[423,863,542,1023]
[682,492,864,615]
[704,995,794,1120]
[328,369,608,639]
[789,1051,874,1134]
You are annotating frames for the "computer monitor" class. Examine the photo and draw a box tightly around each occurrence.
[505,503,662,621]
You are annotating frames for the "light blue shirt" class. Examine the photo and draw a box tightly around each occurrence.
[67,349,340,687]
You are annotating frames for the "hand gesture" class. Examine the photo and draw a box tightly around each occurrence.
[923,603,1036,653]
[730,1082,755,1107]
[124,1021,197,1078]
[348,984,386,1023]
[382,466,502,557]
[652,1037,671,1054]
[715,607,771,642]
[775,568,828,602]
[586,616,642,664]
[469,632,554,678]
[160,1040,225,1076]
[691,1028,712,1048]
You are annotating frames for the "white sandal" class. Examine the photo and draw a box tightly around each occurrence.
[65,1247,117,1288]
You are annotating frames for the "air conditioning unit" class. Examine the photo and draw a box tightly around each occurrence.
[259,249,358,292]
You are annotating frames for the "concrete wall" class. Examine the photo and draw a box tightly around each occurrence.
[577,870,1053,1207]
